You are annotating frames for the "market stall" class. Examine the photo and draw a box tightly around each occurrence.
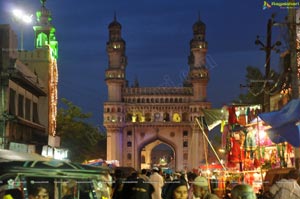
[198,102,299,195]
[204,105,296,195]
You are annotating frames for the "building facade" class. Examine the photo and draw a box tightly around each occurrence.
[103,16,211,171]
[0,0,59,154]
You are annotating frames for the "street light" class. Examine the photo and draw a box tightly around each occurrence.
[12,9,33,50]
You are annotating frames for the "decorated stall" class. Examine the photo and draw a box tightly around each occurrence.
[198,102,298,195]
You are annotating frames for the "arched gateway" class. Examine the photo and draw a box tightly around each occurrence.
[140,140,175,170]
[103,15,211,171]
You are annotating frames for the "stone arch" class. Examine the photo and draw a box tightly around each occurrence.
[138,136,176,170]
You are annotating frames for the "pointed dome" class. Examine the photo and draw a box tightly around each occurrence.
[108,20,121,29]
[193,19,206,34]
[36,0,52,25]
[108,13,121,29]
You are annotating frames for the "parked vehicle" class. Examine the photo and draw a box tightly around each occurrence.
[0,149,112,199]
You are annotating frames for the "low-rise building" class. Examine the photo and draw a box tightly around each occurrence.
[0,0,59,155]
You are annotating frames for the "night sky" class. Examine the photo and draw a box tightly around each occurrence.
[0,0,294,127]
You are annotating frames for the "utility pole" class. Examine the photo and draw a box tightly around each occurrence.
[255,15,281,112]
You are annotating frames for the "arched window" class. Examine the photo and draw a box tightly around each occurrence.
[127,141,132,147]
[163,113,170,122]
[183,141,188,147]
[36,32,48,48]
[183,131,188,137]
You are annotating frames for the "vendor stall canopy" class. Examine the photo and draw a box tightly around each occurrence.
[259,99,300,147]
[199,108,227,131]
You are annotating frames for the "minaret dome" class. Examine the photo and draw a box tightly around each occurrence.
[193,19,206,35]
[108,13,122,29]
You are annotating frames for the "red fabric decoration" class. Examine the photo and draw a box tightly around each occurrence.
[228,106,238,125]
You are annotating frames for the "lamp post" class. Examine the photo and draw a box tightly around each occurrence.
[12,9,32,50]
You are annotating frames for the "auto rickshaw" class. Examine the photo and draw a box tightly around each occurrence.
[0,149,112,199]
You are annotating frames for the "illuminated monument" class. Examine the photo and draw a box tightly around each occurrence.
[103,15,210,170]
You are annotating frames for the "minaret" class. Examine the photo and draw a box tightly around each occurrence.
[33,0,58,59]
[188,16,209,101]
[105,14,127,102]
[104,14,127,163]
[31,0,58,138]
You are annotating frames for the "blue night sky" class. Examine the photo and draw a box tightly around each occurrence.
[0,0,294,127]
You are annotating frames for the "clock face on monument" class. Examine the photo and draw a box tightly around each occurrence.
[172,113,181,122]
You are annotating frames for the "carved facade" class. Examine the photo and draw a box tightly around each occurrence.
[104,16,211,170]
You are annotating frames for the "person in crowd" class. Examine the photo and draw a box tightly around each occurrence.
[149,167,164,199]
[187,172,198,199]
[139,169,150,182]
[1,189,23,199]
[164,179,189,199]
[268,168,300,199]
[146,170,152,178]
[112,169,125,199]
[165,173,173,182]
[61,180,77,199]
[231,184,256,199]
[130,175,155,199]
[3,194,13,199]
[162,173,174,198]
[191,176,219,199]
[180,170,188,183]
[28,184,51,199]
[121,172,139,197]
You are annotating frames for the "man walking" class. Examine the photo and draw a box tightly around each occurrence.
[149,167,164,199]
[191,176,219,199]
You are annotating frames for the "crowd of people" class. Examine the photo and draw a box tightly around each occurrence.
[111,167,258,199]
[3,167,298,199]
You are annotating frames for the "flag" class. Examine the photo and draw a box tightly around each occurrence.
[200,108,226,131]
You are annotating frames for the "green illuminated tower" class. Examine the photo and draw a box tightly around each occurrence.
[28,0,58,139]
[33,0,58,59]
